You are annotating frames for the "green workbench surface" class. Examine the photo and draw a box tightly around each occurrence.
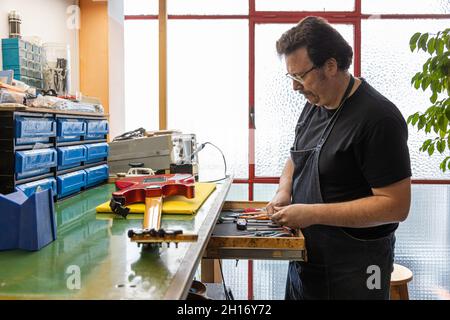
[0,178,232,300]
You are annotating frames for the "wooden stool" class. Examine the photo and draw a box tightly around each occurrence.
[390,263,413,300]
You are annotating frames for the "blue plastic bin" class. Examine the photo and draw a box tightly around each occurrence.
[85,119,108,140]
[15,116,56,145]
[57,170,86,198]
[0,188,56,251]
[57,145,87,170]
[57,118,86,142]
[15,148,57,179]
[84,164,109,188]
[85,143,109,163]
[16,177,57,197]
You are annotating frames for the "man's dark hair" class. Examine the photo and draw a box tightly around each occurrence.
[276,16,353,70]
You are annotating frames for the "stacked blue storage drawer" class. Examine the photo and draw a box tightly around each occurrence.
[56,118,86,142]
[85,142,109,164]
[57,170,86,198]
[2,38,43,88]
[15,116,56,145]
[16,177,57,197]
[15,148,57,179]
[85,119,108,140]
[57,145,87,170]
[85,164,109,188]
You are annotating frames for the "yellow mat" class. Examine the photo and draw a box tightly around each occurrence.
[96,182,216,215]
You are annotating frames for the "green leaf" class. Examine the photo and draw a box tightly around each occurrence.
[414,77,421,90]
[428,143,435,156]
[438,115,448,132]
[428,37,436,54]
[421,139,433,151]
[410,32,421,51]
[446,105,450,121]
[437,140,445,153]
[418,116,426,130]
[418,33,429,51]
[440,156,450,172]
[412,113,420,125]
[421,77,431,91]
[437,39,445,55]
[430,91,438,104]
[433,122,440,134]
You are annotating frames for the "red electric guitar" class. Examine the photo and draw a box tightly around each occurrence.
[110,174,198,246]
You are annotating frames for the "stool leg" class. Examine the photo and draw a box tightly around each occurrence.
[398,284,410,300]
[390,284,409,300]
[390,285,401,300]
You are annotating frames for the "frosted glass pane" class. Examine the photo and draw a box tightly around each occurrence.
[361,19,450,179]
[362,0,450,14]
[124,0,158,15]
[256,0,354,12]
[253,260,288,299]
[226,183,249,201]
[255,23,354,177]
[167,20,248,179]
[222,259,248,299]
[395,184,450,299]
[253,183,278,202]
[124,20,159,132]
[168,0,248,14]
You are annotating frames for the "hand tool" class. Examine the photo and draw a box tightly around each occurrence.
[110,173,198,247]
[236,218,280,231]
[228,208,266,213]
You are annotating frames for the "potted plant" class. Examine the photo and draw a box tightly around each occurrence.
[408,28,450,171]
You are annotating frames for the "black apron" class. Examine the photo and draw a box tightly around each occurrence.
[286,76,395,300]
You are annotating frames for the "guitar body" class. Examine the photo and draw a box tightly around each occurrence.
[113,174,195,207]
[110,174,198,246]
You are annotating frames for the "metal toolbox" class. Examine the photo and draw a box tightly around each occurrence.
[108,134,173,173]
[204,201,306,261]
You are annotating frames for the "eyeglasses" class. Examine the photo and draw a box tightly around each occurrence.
[285,66,317,85]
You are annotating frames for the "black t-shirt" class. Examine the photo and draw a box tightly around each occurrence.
[293,78,411,240]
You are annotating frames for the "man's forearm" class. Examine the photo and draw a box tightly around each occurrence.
[308,194,409,228]
[277,158,294,196]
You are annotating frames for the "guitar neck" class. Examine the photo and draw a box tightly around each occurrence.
[144,196,163,230]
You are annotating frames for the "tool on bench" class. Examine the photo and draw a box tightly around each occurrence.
[224,212,272,220]
[227,208,266,213]
[236,218,279,230]
[109,174,198,247]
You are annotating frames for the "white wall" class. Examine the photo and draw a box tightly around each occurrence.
[108,0,125,140]
[0,0,79,93]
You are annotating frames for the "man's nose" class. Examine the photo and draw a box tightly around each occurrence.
[293,80,303,91]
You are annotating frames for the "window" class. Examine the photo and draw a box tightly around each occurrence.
[124,0,450,300]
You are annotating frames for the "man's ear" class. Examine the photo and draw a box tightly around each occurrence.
[324,58,338,76]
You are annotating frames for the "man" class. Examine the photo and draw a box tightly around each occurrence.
[267,16,412,300]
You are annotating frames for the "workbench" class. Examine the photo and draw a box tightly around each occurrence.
[0,177,232,299]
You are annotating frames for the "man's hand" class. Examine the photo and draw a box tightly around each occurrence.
[266,191,291,215]
[271,204,316,229]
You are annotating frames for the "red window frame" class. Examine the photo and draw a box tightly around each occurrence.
[125,0,450,299]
